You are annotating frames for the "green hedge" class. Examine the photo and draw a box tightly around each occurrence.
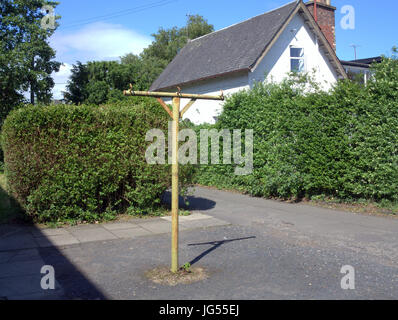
[195,55,398,202]
[1,98,189,222]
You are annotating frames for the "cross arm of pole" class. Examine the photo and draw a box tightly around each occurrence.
[156,98,174,119]
[123,89,224,101]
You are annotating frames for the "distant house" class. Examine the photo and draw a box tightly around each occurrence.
[51,99,67,105]
[340,57,382,85]
[149,0,348,123]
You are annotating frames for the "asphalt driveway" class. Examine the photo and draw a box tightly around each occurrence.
[1,186,397,300]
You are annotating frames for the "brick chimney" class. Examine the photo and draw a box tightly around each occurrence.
[305,0,336,51]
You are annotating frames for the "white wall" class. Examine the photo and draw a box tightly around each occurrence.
[173,12,339,124]
[174,71,249,124]
[249,13,339,89]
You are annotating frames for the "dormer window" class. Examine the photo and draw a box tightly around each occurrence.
[290,46,305,73]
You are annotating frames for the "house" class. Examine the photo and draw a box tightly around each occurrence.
[150,0,348,124]
[341,57,382,85]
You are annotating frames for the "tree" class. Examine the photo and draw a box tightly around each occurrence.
[63,62,89,105]
[63,15,214,105]
[142,14,214,64]
[0,0,61,108]
[86,80,109,105]
[186,15,214,40]
[120,54,168,89]
[64,61,132,104]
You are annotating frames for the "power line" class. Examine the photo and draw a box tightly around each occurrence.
[59,0,178,30]
[63,0,151,25]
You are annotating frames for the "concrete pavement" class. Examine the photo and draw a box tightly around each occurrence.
[0,212,229,251]
[0,212,229,299]
[0,187,397,300]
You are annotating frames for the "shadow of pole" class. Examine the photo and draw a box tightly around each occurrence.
[162,190,216,211]
[187,236,256,266]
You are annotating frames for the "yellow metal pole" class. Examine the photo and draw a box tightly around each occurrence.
[171,96,180,273]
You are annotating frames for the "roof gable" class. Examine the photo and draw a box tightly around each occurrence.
[150,1,346,91]
[150,1,298,91]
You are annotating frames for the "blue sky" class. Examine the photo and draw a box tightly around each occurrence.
[51,0,398,98]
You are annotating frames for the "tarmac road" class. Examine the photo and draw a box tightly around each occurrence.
[1,186,397,299]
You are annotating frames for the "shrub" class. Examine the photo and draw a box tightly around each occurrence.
[1,98,191,222]
[345,54,398,200]
[195,55,398,202]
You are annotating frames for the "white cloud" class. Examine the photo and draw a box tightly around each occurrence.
[49,22,152,99]
[52,22,152,62]
[52,63,73,100]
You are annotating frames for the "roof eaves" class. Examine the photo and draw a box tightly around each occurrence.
[153,68,250,92]
[340,61,371,68]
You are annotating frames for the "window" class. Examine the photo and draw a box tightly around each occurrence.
[290,46,305,73]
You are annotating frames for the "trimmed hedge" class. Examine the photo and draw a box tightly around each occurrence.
[1,98,188,222]
[195,55,398,202]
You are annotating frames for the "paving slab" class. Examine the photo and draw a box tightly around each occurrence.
[0,225,33,238]
[66,224,99,231]
[137,220,172,234]
[109,227,153,239]
[69,227,117,243]
[31,228,70,238]
[0,214,230,251]
[161,212,212,222]
[102,222,140,231]
[36,234,79,248]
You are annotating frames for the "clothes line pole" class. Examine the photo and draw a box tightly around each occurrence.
[123,85,224,273]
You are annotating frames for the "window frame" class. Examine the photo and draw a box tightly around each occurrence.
[290,45,305,73]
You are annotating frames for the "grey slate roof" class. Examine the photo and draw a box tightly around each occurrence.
[340,57,382,68]
[150,1,298,91]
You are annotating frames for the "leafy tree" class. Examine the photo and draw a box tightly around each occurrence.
[119,54,168,89]
[142,14,214,63]
[141,26,186,64]
[186,15,214,41]
[63,15,214,105]
[86,81,109,105]
[64,61,132,104]
[63,61,89,105]
[0,0,61,108]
